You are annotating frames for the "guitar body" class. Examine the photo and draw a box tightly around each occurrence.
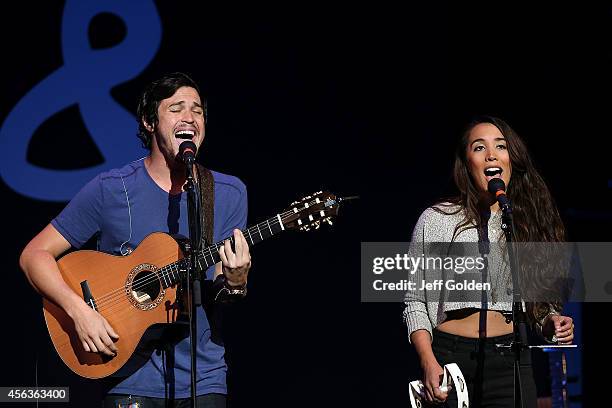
[41,190,341,379]
[43,232,184,379]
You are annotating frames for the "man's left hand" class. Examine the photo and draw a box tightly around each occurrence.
[218,229,251,286]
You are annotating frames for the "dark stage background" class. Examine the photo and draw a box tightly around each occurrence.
[1,1,611,407]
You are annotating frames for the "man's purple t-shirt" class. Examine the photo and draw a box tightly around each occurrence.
[51,158,247,398]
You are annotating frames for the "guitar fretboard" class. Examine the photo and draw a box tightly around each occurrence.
[157,214,285,288]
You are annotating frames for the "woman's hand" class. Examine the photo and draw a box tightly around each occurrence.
[421,357,450,403]
[543,315,574,344]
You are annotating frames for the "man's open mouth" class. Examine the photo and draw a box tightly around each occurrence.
[175,130,195,139]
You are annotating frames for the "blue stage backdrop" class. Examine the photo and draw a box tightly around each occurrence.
[2,1,610,407]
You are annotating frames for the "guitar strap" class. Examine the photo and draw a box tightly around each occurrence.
[195,164,226,346]
[195,164,214,248]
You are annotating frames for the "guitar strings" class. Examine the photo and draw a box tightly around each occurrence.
[93,209,293,311]
[94,197,333,311]
[92,202,324,311]
[94,219,279,311]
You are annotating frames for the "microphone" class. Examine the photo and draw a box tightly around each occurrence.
[487,178,511,210]
[178,140,197,165]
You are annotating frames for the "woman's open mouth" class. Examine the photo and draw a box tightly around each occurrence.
[484,166,503,181]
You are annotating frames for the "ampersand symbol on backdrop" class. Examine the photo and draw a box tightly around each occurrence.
[0,0,161,201]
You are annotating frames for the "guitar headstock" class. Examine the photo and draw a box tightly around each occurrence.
[281,191,339,231]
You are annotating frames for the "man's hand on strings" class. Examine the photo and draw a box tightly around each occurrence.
[218,229,251,286]
[71,302,119,357]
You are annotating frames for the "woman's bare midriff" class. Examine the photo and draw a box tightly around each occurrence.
[437,309,512,338]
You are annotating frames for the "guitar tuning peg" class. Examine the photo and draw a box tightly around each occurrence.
[314,220,321,229]
[325,217,333,226]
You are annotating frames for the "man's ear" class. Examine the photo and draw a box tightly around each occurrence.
[142,119,154,133]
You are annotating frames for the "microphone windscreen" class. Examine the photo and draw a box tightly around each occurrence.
[178,140,197,163]
[487,177,506,195]
[179,140,197,155]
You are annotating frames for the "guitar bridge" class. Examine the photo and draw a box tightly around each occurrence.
[80,280,97,311]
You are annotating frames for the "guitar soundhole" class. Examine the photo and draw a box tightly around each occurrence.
[126,263,165,310]
[132,271,160,304]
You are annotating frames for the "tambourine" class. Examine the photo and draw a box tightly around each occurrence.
[409,363,468,408]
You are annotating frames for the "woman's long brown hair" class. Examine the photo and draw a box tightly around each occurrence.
[435,115,566,324]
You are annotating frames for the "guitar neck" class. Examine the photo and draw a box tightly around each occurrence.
[159,214,285,288]
[196,214,285,269]
[156,191,339,288]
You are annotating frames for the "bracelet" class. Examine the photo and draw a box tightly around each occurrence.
[539,310,560,327]
[212,274,247,303]
[224,280,247,297]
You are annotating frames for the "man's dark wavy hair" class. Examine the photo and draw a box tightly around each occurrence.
[136,72,207,150]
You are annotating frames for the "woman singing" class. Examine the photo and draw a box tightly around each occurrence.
[404,116,574,407]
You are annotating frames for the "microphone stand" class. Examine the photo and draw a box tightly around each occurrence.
[496,198,529,408]
[183,156,202,408]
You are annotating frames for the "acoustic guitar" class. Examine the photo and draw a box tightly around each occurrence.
[43,191,341,379]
